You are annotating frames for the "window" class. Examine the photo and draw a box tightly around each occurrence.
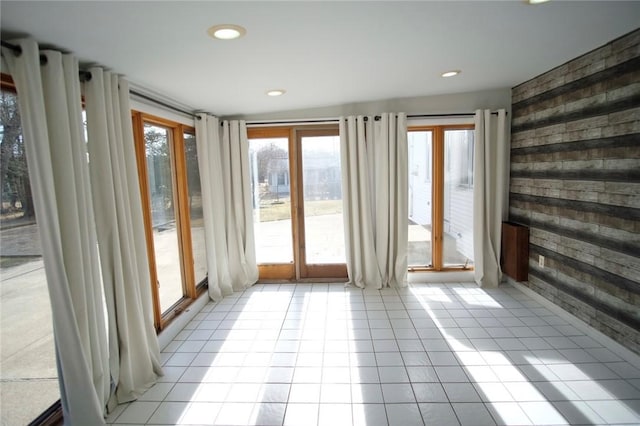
[0,78,62,425]
[408,125,475,270]
[446,129,474,187]
[408,131,432,184]
[132,112,206,330]
[277,171,287,186]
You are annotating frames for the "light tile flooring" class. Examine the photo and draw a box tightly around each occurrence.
[107,283,640,425]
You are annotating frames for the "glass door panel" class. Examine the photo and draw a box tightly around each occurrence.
[248,138,294,264]
[0,88,60,424]
[300,135,345,265]
[134,113,203,328]
[407,130,433,267]
[144,123,185,313]
[183,132,207,285]
[443,129,475,268]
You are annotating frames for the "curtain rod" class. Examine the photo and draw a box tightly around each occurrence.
[1,40,24,57]
[129,90,199,119]
[246,111,504,126]
[246,118,340,126]
[2,40,199,119]
[408,112,504,118]
[1,40,92,81]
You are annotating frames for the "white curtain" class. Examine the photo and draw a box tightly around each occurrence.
[2,39,108,424]
[473,109,509,287]
[195,114,258,300]
[84,68,162,408]
[340,113,408,289]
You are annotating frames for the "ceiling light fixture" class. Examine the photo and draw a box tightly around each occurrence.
[207,24,246,40]
[441,70,461,78]
[527,0,550,4]
[266,89,286,97]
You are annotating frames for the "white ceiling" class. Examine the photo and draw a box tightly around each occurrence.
[1,1,639,116]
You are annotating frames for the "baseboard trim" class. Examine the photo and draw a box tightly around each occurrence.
[507,277,640,369]
[158,291,211,350]
[408,270,475,283]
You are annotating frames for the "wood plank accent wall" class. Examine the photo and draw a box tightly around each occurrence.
[509,28,640,354]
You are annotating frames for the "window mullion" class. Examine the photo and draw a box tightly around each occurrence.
[432,126,445,270]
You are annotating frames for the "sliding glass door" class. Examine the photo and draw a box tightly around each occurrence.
[133,112,206,330]
[248,126,347,280]
[408,125,474,271]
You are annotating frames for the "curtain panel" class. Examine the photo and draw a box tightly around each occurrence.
[473,109,509,288]
[84,68,163,408]
[3,39,165,424]
[2,39,108,424]
[339,113,408,289]
[195,114,258,301]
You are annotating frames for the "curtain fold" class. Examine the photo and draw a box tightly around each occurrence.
[374,114,409,287]
[473,109,509,288]
[340,116,378,288]
[221,120,259,289]
[84,68,163,408]
[340,113,408,289]
[195,114,258,300]
[2,39,108,424]
[195,114,230,300]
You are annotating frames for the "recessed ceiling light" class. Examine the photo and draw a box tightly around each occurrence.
[527,0,550,4]
[441,70,461,78]
[266,89,286,97]
[207,24,246,40]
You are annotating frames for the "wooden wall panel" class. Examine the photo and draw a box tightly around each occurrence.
[509,29,640,354]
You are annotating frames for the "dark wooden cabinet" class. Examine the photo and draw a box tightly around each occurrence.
[501,222,529,281]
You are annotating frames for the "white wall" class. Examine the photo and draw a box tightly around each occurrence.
[224,88,511,121]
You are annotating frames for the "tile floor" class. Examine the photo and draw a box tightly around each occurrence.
[107,282,640,425]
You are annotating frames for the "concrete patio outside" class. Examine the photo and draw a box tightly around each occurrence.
[0,223,58,426]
